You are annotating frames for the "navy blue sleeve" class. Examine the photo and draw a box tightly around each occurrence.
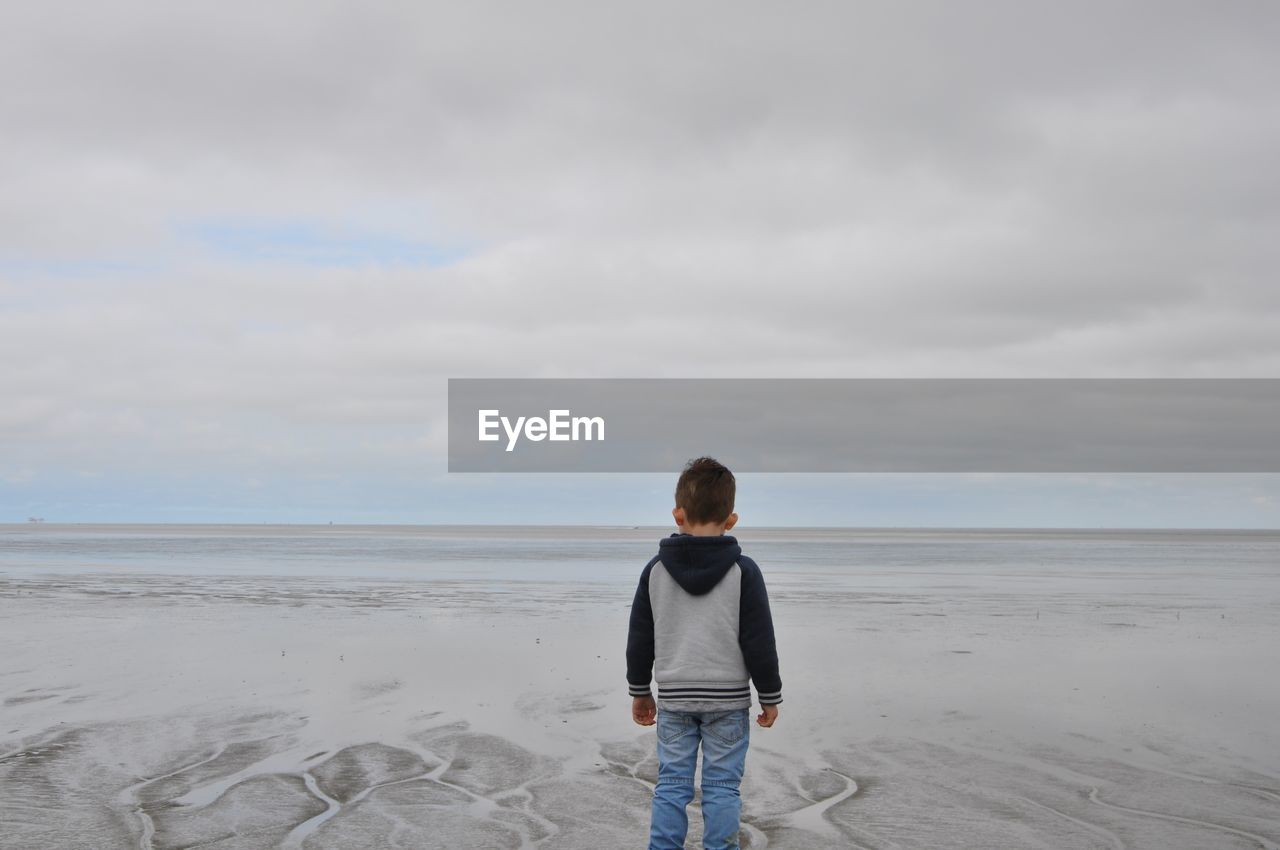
[626,557,659,697]
[738,556,782,704]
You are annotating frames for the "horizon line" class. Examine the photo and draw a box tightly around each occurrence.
[3,522,1277,533]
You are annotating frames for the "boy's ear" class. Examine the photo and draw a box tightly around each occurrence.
[672,507,685,528]
[723,512,738,532]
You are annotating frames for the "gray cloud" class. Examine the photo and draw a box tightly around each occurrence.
[3,1,1279,492]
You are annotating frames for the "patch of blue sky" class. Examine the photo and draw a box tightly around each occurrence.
[182,219,469,268]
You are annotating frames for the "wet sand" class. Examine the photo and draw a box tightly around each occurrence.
[2,528,1279,848]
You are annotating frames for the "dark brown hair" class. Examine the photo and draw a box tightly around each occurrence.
[674,456,736,525]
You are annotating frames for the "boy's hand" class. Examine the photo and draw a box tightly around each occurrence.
[632,695,656,726]
[756,704,779,728]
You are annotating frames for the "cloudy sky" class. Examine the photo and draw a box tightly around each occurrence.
[3,2,1278,525]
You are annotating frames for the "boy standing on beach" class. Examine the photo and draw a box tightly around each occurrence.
[627,457,783,850]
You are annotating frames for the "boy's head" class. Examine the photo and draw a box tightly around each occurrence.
[673,456,738,534]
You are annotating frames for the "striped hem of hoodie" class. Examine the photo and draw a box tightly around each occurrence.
[656,683,752,702]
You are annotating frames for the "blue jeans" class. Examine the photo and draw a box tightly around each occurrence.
[650,707,750,850]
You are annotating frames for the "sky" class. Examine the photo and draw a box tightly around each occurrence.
[3,1,1279,526]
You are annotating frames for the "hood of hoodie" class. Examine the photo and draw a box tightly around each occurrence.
[657,533,742,596]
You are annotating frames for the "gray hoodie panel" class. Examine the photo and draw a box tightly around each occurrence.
[650,561,751,711]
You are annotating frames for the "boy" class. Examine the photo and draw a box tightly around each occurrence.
[626,456,782,850]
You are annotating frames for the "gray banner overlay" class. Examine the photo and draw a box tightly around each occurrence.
[448,379,1280,473]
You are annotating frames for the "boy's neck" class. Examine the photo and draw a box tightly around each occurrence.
[671,507,738,537]
[677,522,731,537]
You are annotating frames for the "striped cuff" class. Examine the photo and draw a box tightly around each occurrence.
[629,683,652,697]
[756,689,783,705]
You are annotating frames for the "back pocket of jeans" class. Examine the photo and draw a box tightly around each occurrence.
[704,710,747,747]
[658,711,694,744]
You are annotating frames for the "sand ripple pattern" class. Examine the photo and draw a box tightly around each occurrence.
[8,712,1278,849]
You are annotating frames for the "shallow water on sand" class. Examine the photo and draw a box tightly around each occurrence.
[2,525,1279,848]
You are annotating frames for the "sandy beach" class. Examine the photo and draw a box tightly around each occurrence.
[2,525,1278,848]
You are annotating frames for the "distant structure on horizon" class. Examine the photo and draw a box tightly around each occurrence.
[27,517,45,523]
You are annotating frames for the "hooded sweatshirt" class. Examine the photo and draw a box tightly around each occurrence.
[626,533,782,712]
